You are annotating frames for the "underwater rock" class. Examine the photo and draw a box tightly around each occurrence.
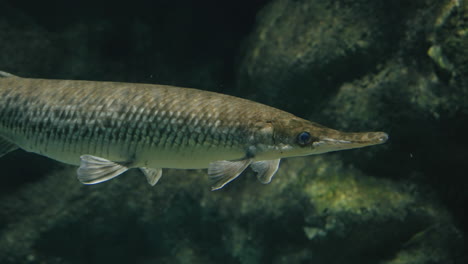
[320,60,468,264]
[238,0,468,249]
[0,165,210,264]
[427,0,468,110]
[237,0,422,114]
[319,0,468,232]
[428,0,468,77]
[0,156,462,263]
[296,157,463,264]
[209,156,464,264]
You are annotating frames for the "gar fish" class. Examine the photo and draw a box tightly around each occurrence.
[0,71,388,190]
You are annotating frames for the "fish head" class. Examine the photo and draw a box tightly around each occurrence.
[270,117,388,158]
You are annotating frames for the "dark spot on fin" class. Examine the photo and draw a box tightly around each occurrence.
[0,137,19,158]
[251,159,281,184]
[208,159,252,191]
[140,167,162,186]
[77,155,129,184]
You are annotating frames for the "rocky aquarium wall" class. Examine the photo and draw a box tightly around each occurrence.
[0,0,467,263]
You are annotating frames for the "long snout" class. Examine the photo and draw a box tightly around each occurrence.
[312,131,388,153]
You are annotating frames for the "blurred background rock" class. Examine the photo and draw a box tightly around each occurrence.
[0,0,466,263]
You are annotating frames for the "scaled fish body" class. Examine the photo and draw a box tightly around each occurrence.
[0,71,388,190]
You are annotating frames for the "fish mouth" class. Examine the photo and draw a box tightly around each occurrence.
[312,131,388,152]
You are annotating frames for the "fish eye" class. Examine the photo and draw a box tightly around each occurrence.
[297,131,312,146]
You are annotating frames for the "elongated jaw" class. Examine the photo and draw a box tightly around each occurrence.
[312,131,388,153]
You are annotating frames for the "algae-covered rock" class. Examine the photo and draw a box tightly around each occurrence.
[427,0,468,112]
[0,156,462,263]
[237,0,426,113]
[320,27,468,241]
[234,0,467,262]
[428,0,468,78]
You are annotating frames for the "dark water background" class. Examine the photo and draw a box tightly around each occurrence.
[0,0,467,263]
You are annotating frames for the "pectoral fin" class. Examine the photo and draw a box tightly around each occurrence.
[140,167,163,186]
[77,155,129,184]
[0,137,18,158]
[208,159,252,191]
[251,159,281,184]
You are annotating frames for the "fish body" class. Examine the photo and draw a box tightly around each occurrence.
[0,71,388,190]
